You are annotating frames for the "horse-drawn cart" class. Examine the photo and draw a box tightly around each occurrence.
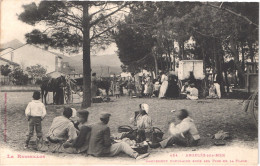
[239,62,258,128]
[64,76,112,104]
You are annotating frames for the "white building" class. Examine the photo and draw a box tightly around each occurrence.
[0,44,62,74]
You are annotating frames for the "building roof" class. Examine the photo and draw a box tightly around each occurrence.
[0,56,19,66]
[0,39,24,50]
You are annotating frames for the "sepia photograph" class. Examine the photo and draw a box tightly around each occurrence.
[0,0,258,165]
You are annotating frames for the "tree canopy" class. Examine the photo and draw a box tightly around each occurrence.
[114,2,258,90]
[19,1,129,107]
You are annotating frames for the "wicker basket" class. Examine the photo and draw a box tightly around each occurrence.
[132,145,148,154]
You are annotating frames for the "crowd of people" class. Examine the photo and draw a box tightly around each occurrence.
[107,71,222,100]
[24,91,201,159]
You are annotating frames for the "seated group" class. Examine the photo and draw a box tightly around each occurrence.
[33,104,200,159]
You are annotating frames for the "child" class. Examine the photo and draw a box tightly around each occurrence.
[207,83,218,99]
[115,81,120,98]
[25,91,46,148]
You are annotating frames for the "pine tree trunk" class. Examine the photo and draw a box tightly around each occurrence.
[214,38,225,95]
[241,42,245,71]
[248,40,254,62]
[181,42,185,60]
[159,54,163,71]
[224,70,229,93]
[165,54,169,71]
[172,42,175,71]
[178,41,182,60]
[166,40,172,71]
[82,3,92,108]
[152,53,158,77]
[230,35,244,87]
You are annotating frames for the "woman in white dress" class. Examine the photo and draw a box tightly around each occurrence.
[159,72,168,98]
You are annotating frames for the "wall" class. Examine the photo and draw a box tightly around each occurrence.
[1,45,57,73]
[0,85,40,92]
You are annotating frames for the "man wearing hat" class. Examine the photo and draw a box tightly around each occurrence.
[87,112,149,159]
[63,110,91,153]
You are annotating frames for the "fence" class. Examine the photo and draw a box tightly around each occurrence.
[0,85,40,92]
[0,76,11,85]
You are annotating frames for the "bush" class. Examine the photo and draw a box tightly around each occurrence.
[35,79,43,85]
[0,64,12,76]
[9,67,29,85]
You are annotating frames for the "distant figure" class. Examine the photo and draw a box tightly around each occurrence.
[188,72,196,85]
[153,80,161,97]
[144,77,153,97]
[159,72,168,98]
[91,73,98,98]
[213,73,221,99]
[110,80,115,96]
[114,81,120,98]
[127,80,135,98]
[186,83,199,100]
[25,91,47,149]
[206,83,218,99]
[181,82,189,94]
[166,73,179,98]
[141,77,145,97]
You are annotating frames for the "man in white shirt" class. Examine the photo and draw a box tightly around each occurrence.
[149,109,200,148]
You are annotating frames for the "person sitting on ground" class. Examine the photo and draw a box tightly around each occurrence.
[87,112,149,159]
[46,107,78,144]
[130,104,144,126]
[147,78,154,98]
[37,108,92,154]
[136,104,153,142]
[130,104,152,142]
[180,82,189,99]
[25,91,47,149]
[127,80,135,98]
[148,109,200,148]
[181,82,189,94]
[206,83,218,99]
[63,110,91,154]
[36,107,78,153]
[70,108,80,130]
[186,83,199,100]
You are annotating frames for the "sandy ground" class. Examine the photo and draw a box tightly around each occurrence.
[0,92,258,165]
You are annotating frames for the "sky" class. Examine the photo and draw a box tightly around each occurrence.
[0,0,117,55]
[1,0,40,44]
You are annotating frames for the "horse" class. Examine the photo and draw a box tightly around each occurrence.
[40,76,66,105]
